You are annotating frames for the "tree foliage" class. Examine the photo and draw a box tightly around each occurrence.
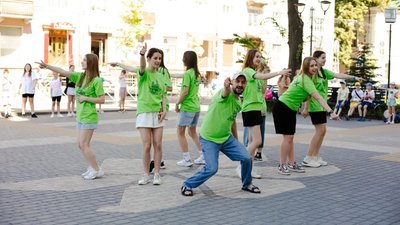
[334,0,390,66]
[347,43,380,86]
[118,0,151,49]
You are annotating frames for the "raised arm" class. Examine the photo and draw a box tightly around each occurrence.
[35,61,72,78]
[254,68,291,80]
[139,43,147,74]
[221,77,232,98]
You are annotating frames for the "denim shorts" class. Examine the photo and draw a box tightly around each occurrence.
[387,98,397,106]
[76,122,98,130]
[177,111,200,127]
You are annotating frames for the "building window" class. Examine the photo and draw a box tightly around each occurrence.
[248,8,263,26]
[0,26,22,57]
[164,37,177,65]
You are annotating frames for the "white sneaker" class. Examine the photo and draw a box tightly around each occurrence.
[57,113,63,117]
[316,156,328,166]
[67,112,72,117]
[252,168,262,179]
[50,113,54,118]
[194,155,205,165]
[236,165,241,178]
[302,156,321,168]
[71,112,76,116]
[81,166,93,177]
[83,168,104,180]
[138,174,151,185]
[153,173,161,185]
[177,159,193,167]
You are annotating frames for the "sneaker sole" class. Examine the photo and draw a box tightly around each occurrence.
[278,171,291,175]
[301,162,321,168]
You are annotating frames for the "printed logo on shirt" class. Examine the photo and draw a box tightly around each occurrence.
[149,81,162,95]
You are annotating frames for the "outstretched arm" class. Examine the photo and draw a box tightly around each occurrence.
[221,77,232,98]
[254,68,291,80]
[334,72,364,82]
[139,43,147,74]
[310,91,338,119]
[35,61,72,78]
[109,63,137,72]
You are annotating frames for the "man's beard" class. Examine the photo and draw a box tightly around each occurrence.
[233,87,244,95]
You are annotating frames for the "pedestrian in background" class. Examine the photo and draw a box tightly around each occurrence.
[181,73,260,196]
[238,49,291,179]
[1,69,13,118]
[65,65,76,117]
[175,50,204,167]
[346,82,364,120]
[49,71,63,118]
[301,50,363,168]
[272,57,338,175]
[19,63,38,118]
[36,53,106,180]
[118,69,127,112]
[135,44,166,185]
[386,81,399,124]
[357,82,375,122]
[332,80,349,120]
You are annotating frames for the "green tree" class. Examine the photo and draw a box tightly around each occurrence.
[117,0,151,52]
[334,0,389,67]
[347,43,379,86]
[232,33,262,63]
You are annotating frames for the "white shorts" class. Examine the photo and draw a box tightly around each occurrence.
[66,87,75,96]
[136,112,165,128]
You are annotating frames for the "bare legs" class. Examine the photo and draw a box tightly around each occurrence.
[280,135,294,165]
[67,95,75,115]
[77,129,100,171]
[138,127,163,175]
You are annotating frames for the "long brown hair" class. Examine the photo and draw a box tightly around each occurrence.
[299,57,317,87]
[242,49,259,71]
[23,63,32,77]
[183,51,201,79]
[76,54,100,88]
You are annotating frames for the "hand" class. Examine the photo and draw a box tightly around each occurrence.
[330,112,339,120]
[264,66,271,73]
[35,60,46,69]
[108,62,118,67]
[175,104,180,113]
[224,77,232,89]
[281,69,291,76]
[158,111,166,122]
[77,95,86,103]
[301,109,309,118]
[355,77,365,82]
[140,43,147,56]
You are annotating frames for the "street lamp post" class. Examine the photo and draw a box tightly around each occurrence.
[384,7,397,89]
[295,1,331,55]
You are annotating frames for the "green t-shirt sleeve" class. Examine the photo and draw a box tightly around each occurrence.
[303,76,317,95]
[93,77,105,96]
[69,72,81,84]
[243,67,256,81]
[182,70,191,87]
[324,68,334,80]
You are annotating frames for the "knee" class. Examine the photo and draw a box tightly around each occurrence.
[206,164,218,175]
[188,128,197,137]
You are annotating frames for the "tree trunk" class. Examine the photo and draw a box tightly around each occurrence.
[287,0,304,77]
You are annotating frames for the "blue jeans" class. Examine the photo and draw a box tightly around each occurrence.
[243,116,266,147]
[183,135,253,189]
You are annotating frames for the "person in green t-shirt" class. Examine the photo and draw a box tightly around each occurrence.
[36,53,106,180]
[181,73,261,196]
[239,49,291,179]
[175,51,203,167]
[272,57,338,176]
[301,51,364,168]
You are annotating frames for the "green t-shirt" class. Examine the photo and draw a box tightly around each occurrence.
[279,74,318,111]
[180,68,200,112]
[200,89,242,144]
[69,72,105,124]
[309,68,334,112]
[158,67,172,112]
[137,68,165,115]
[241,67,264,112]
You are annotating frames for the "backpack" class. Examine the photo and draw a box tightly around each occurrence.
[265,89,273,100]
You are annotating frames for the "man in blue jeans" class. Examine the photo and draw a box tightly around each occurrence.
[181,73,261,196]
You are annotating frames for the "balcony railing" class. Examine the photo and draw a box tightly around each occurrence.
[0,0,33,19]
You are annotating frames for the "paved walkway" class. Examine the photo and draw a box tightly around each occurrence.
[0,99,399,224]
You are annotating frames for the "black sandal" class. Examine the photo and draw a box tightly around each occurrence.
[181,186,193,196]
[242,184,261,194]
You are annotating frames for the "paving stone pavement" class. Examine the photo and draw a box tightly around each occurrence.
[0,107,399,225]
